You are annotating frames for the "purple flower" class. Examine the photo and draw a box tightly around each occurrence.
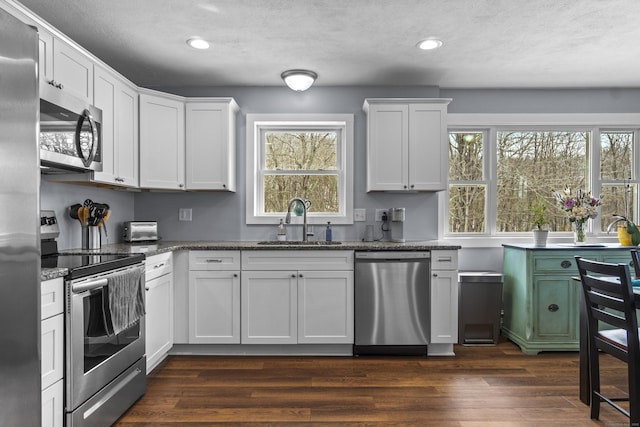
[564,200,575,209]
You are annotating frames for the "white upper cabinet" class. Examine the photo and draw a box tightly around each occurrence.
[185,99,239,191]
[47,38,94,103]
[139,90,186,190]
[363,98,451,192]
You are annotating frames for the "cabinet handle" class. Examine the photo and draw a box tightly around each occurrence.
[404,185,408,189]
[299,274,303,278]
[145,287,150,291]
[233,273,238,278]
[179,184,184,188]
[560,260,572,269]
[153,263,165,269]
[437,257,452,262]
[410,184,415,189]
[291,274,296,278]
[206,259,223,263]
[432,273,438,277]
[548,304,559,312]
[222,184,226,188]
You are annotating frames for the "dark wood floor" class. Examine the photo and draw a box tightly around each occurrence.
[115,339,630,426]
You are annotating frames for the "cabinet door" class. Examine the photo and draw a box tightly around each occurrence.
[532,275,579,342]
[41,379,63,427]
[408,103,447,191]
[298,271,354,344]
[185,101,236,191]
[430,270,458,344]
[189,270,241,344]
[139,93,185,189]
[38,29,54,86]
[41,314,64,390]
[366,104,408,191]
[52,38,93,103]
[114,82,139,186]
[241,271,297,344]
[145,272,174,372]
[93,66,117,183]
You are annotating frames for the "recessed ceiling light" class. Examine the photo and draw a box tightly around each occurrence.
[187,38,210,50]
[417,39,443,51]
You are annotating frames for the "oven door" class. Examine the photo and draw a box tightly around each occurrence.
[66,264,146,411]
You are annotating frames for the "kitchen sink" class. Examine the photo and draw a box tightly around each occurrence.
[257,240,342,246]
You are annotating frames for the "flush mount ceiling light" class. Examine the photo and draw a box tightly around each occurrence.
[281,69,318,91]
[186,38,210,50]
[416,38,443,51]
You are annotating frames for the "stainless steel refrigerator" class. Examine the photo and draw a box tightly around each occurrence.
[0,7,41,427]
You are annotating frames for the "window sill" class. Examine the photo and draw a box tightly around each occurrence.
[442,234,623,248]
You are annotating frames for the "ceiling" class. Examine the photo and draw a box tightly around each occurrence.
[17,0,640,89]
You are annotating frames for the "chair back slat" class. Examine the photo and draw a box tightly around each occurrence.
[575,256,640,363]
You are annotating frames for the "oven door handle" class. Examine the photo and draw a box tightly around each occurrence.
[72,277,108,293]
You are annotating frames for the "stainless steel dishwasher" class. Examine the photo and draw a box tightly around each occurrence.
[354,251,431,356]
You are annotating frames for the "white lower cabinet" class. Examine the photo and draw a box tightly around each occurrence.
[430,250,459,347]
[241,250,354,345]
[41,277,64,427]
[241,271,298,344]
[145,252,174,373]
[188,251,241,344]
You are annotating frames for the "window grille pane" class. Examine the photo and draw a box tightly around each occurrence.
[265,132,337,171]
[264,175,339,213]
[497,131,589,232]
[449,185,486,233]
[601,132,632,180]
[600,184,636,232]
[449,132,483,180]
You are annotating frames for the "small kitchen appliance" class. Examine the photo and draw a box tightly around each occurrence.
[389,207,406,242]
[124,221,158,242]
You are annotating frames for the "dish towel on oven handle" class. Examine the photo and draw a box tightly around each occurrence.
[107,265,145,335]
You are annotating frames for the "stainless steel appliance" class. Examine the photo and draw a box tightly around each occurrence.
[389,207,406,242]
[41,211,146,426]
[354,251,430,356]
[0,9,40,426]
[124,221,158,242]
[40,82,102,173]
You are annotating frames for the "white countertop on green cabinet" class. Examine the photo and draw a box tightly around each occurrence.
[503,243,637,250]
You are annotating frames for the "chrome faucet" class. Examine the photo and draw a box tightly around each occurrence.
[285,197,308,241]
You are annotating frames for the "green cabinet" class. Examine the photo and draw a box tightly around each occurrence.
[502,244,633,355]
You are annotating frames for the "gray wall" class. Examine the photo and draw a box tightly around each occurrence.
[42,86,640,271]
[134,85,443,243]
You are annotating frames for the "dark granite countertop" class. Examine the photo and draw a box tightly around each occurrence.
[42,240,461,281]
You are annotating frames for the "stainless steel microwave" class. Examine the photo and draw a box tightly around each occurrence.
[39,83,102,173]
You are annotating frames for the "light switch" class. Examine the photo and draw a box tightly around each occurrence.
[179,208,192,221]
[354,208,366,222]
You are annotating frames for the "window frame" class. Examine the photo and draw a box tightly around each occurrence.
[440,113,640,247]
[246,113,354,225]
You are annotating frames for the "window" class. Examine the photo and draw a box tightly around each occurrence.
[444,114,640,243]
[246,114,354,225]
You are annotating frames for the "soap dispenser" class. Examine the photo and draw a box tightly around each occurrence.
[277,219,286,241]
[325,221,332,242]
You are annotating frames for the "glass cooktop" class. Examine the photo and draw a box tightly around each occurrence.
[42,253,144,280]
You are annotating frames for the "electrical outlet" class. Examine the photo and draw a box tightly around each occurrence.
[179,208,192,221]
[354,208,366,222]
[375,209,387,222]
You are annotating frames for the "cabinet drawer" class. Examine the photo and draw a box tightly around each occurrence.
[431,250,458,271]
[241,250,354,271]
[189,250,240,270]
[146,252,173,280]
[532,256,577,273]
[41,278,64,320]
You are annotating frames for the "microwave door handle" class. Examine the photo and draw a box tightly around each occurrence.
[75,109,98,167]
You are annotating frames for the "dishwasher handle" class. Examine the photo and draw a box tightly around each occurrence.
[355,251,430,261]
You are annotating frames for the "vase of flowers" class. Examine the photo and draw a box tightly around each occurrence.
[553,187,602,245]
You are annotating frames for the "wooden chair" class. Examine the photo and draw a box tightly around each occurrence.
[631,249,640,277]
[575,256,640,426]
